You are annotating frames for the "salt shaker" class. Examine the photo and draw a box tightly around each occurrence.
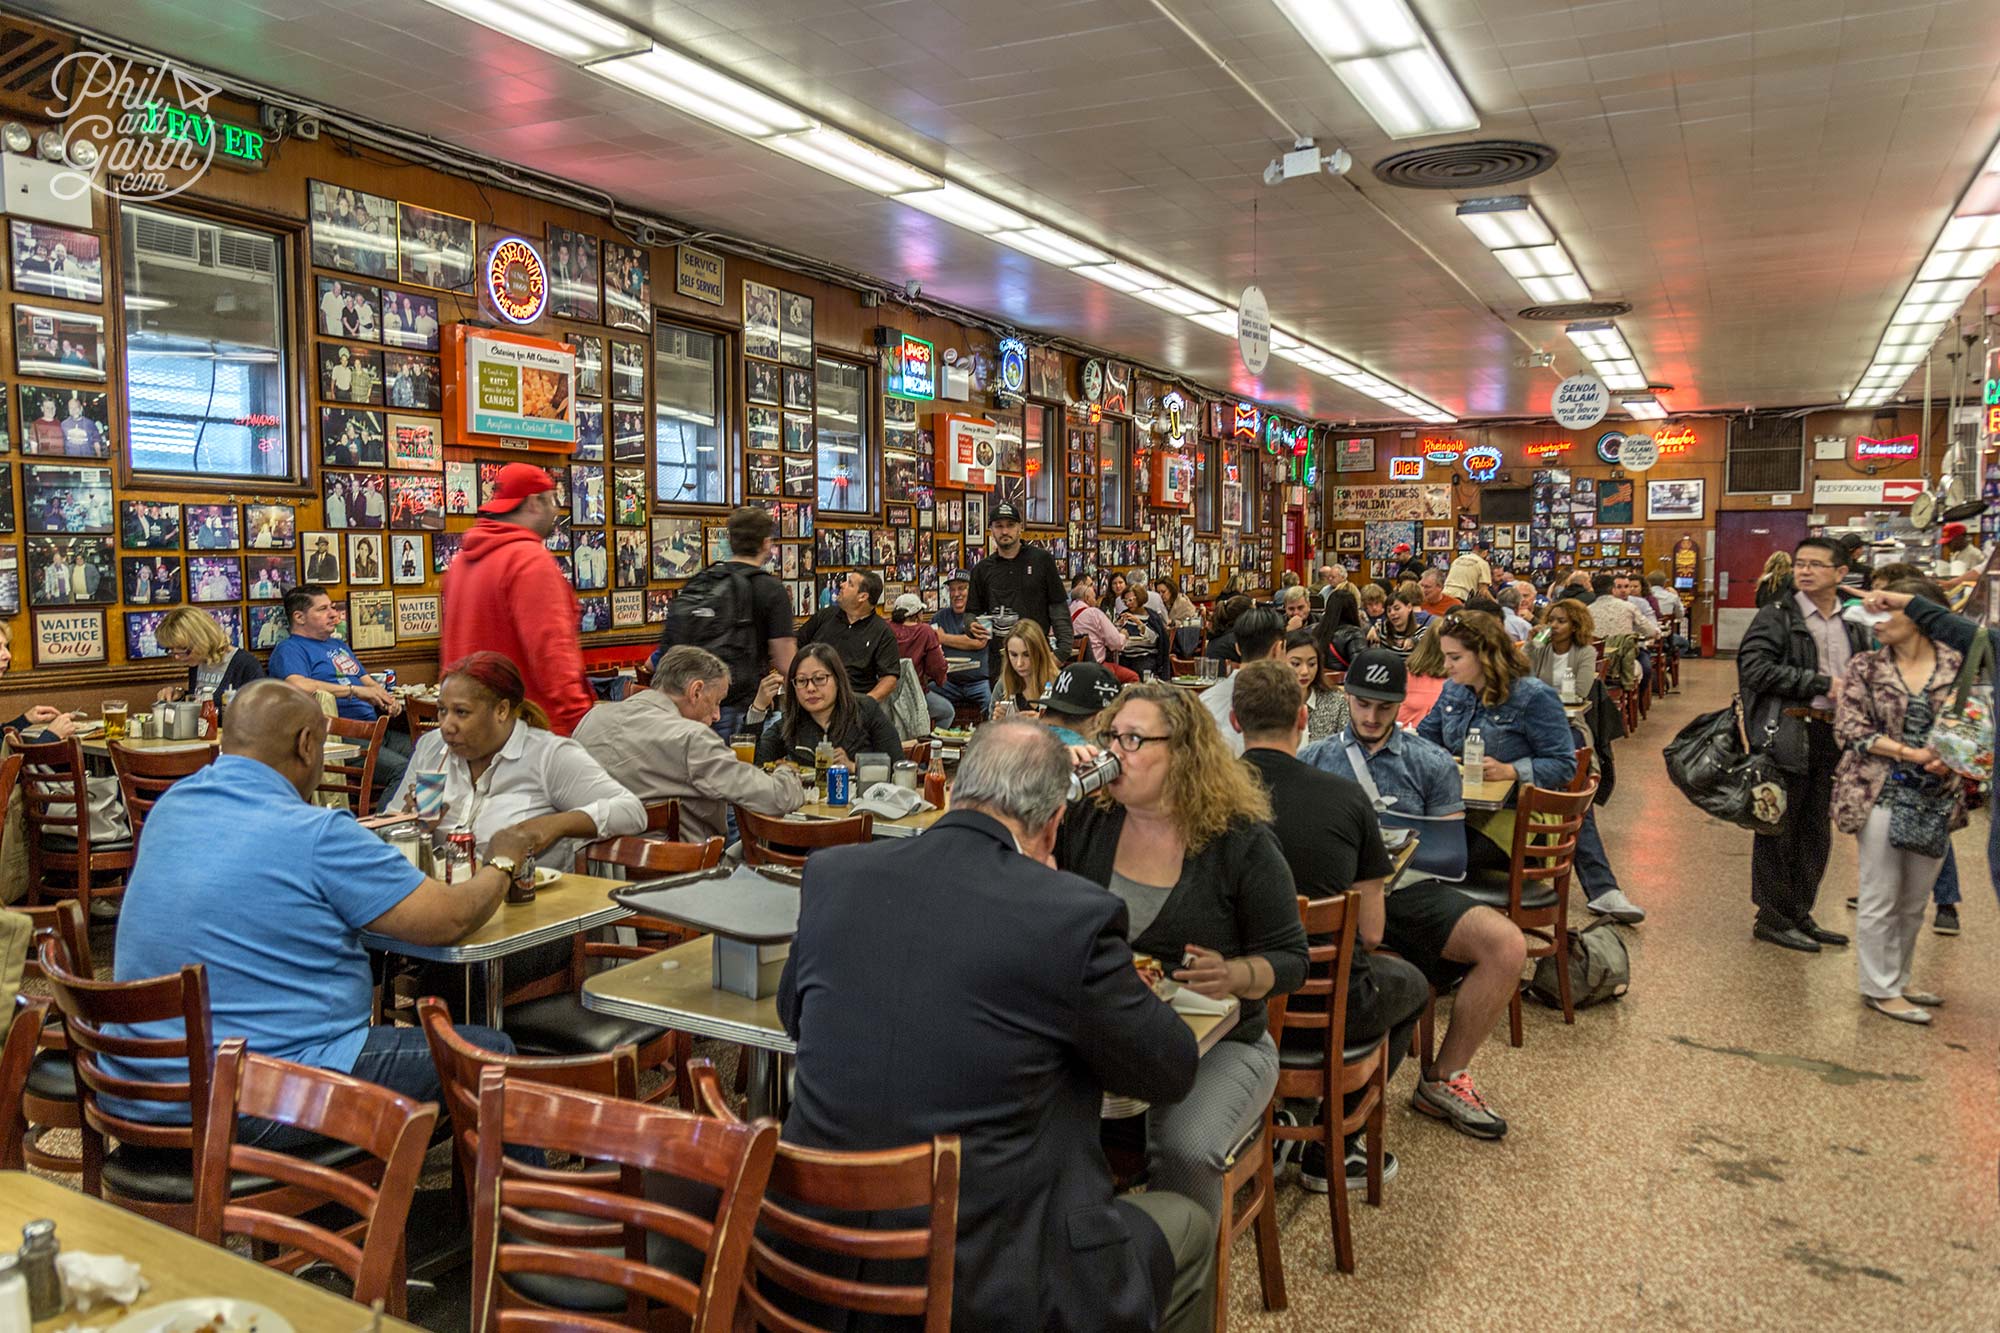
[17,1219,62,1320]
[0,1253,31,1333]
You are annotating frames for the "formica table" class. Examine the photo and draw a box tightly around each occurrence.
[1,1171,424,1332]
[1462,776,1517,812]
[80,733,360,761]
[789,800,946,838]
[362,871,628,1024]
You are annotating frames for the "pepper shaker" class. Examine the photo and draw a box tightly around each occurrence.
[17,1219,63,1321]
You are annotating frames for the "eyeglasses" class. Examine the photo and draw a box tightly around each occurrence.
[1791,559,1836,571]
[1100,730,1171,754]
[793,673,836,689]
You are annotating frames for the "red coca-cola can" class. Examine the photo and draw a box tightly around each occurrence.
[449,830,477,875]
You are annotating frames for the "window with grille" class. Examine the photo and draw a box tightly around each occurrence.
[1725,415,1804,494]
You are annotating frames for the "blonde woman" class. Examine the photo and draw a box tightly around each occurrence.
[1754,550,1793,608]
[1054,681,1306,1224]
[154,607,263,712]
[995,618,1060,714]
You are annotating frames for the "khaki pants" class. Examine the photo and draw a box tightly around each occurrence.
[1122,1189,1217,1333]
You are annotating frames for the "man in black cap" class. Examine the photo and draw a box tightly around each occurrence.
[967,500,1073,673]
[1036,661,1122,744]
[1298,649,1525,1142]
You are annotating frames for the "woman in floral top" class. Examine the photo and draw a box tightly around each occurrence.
[1284,629,1350,743]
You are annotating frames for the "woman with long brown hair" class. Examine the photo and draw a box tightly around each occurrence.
[751,641,901,766]
[1054,681,1307,1226]
[1527,598,1597,701]
[994,618,1061,713]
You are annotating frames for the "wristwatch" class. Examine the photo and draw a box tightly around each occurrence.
[486,854,519,879]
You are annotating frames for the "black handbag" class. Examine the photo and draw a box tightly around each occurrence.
[1746,691,1809,775]
[1664,696,1790,836]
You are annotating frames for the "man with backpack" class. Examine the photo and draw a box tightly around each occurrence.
[655,506,796,742]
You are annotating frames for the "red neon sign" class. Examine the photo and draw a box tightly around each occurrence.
[1524,440,1573,459]
[1851,433,1919,464]
[1652,425,1696,454]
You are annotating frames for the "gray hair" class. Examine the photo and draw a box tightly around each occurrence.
[951,719,1072,829]
[1496,584,1521,611]
[654,644,730,697]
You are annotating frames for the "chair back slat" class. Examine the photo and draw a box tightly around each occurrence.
[574,835,723,878]
[195,1040,436,1315]
[320,714,389,817]
[11,733,89,862]
[109,741,216,840]
[1,993,51,1169]
[0,751,24,859]
[1505,783,1597,904]
[687,1058,960,1331]
[20,899,91,981]
[405,696,440,743]
[644,799,680,839]
[470,1070,777,1333]
[1567,745,1593,796]
[734,806,873,868]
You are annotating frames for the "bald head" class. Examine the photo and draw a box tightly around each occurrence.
[222,679,328,798]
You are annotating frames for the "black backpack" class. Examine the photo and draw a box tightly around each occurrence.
[659,561,759,687]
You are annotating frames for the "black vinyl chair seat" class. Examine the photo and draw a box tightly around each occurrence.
[24,1049,76,1101]
[1455,868,1560,913]
[102,1134,366,1205]
[1277,1025,1387,1071]
[39,832,134,854]
[502,993,666,1057]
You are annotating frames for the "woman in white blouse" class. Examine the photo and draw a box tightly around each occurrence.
[1527,598,1597,703]
[388,651,644,872]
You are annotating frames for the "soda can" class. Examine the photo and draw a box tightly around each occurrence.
[449,830,478,880]
[1068,751,1121,801]
[827,764,850,806]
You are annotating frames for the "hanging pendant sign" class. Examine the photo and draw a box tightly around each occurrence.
[1552,374,1611,430]
[997,337,1028,396]
[1618,433,1659,472]
[1238,285,1270,375]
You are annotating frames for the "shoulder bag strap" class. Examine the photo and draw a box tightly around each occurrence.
[1343,739,1388,808]
[1950,628,1992,713]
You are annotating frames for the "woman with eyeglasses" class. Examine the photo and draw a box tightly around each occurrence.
[751,642,901,768]
[1054,681,1307,1228]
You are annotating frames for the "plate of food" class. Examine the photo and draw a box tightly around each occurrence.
[931,726,974,743]
[533,866,564,887]
[108,1299,295,1333]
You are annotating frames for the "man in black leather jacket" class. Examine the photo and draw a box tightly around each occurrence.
[1736,536,1871,952]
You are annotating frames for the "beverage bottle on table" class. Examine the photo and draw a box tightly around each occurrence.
[813,737,833,802]
[1462,727,1484,797]
[199,699,218,739]
[923,753,947,808]
[0,1252,32,1333]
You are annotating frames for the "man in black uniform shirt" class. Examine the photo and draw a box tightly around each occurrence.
[1231,658,1431,1194]
[967,500,1073,672]
[796,569,900,701]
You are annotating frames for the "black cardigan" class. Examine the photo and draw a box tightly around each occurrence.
[754,695,901,765]
[1054,799,1307,1044]
[186,649,266,713]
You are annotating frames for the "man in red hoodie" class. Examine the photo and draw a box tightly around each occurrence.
[441,463,594,735]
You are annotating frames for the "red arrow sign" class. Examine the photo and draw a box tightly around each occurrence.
[1880,479,1924,504]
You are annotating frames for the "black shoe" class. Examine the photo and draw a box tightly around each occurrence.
[1754,922,1821,952]
[1800,918,1848,946]
[1300,1141,1398,1194]
[1269,1107,1301,1170]
[1934,905,1961,936]
[1299,1140,1330,1193]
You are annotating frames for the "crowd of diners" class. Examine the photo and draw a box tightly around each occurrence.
[10,488,1988,1333]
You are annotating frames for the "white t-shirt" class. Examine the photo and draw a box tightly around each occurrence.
[1198,674,1244,758]
[1942,545,1988,578]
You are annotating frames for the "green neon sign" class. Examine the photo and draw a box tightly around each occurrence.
[138,101,269,171]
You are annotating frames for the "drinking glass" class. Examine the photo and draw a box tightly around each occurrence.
[412,770,446,822]
[730,733,757,764]
[102,700,128,741]
[991,699,1017,723]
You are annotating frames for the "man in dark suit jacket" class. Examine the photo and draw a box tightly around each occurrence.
[779,720,1211,1333]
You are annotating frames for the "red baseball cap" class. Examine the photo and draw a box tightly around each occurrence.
[1941,522,1967,544]
[479,463,554,515]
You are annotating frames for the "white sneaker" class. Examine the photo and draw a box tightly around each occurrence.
[1587,888,1646,923]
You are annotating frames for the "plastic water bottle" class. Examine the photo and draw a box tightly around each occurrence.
[1462,727,1485,796]
[813,737,833,802]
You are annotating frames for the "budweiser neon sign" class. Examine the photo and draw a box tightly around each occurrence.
[1851,433,1919,464]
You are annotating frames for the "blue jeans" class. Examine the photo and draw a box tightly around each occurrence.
[1933,844,1961,907]
[1573,807,1618,901]
[240,1022,515,1150]
[923,689,955,728]
[936,676,990,717]
[373,727,414,795]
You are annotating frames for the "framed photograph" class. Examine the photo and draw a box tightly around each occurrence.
[612,588,643,628]
[396,202,475,292]
[307,181,397,279]
[1423,526,1451,551]
[388,474,445,531]
[743,280,780,361]
[614,529,648,586]
[14,306,106,381]
[349,589,397,650]
[122,500,181,550]
[1220,481,1243,529]
[382,350,441,410]
[24,465,111,534]
[610,340,646,403]
[779,291,814,367]
[245,554,297,600]
[121,555,179,605]
[1336,528,1363,552]
[577,595,611,633]
[318,343,383,405]
[395,593,440,640]
[389,534,426,585]
[31,605,104,664]
[545,514,571,554]
[571,464,605,525]
[243,504,296,550]
[651,515,704,579]
[433,532,462,575]
[1597,479,1635,525]
[783,416,814,454]
[249,603,291,650]
[321,407,386,467]
[302,532,342,584]
[546,224,601,321]
[782,455,814,500]
[9,220,104,303]
[380,290,440,351]
[747,360,780,406]
[443,461,477,516]
[315,276,382,343]
[646,589,674,622]
[603,241,652,332]
[747,454,780,497]
[781,366,813,412]
[188,555,243,603]
[572,400,604,463]
[570,334,604,398]
[323,471,385,529]
[19,386,110,458]
[1646,478,1706,522]
[610,408,645,465]
[572,529,608,590]
[386,414,442,471]
[125,607,177,659]
[747,406,780,451]
[612,467,646,526]
[346,533,385,585]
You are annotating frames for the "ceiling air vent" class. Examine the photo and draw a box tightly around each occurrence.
[1372,140,1558,190]
[1517,301,1632,322]
[0,20,76,106]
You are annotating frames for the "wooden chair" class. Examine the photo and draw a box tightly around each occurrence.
[15,900,89,1176]
[320,714,390,816]
[196,1040,436,1316]
[500,837,725,1105]
[685,1058,960,1332]
[404,695,440,743]
[11,731,133,917]
[901,738,931,767]
[1268,893,1386,1276]
[107,741,216,841]
[645,798,681,840]
[1170,655,1202,678]
[468,1069,778,1333]
[1453,782,1596,1044]
[735,805,873,869]
[37,941,369,1234]
[0,993,50,1170]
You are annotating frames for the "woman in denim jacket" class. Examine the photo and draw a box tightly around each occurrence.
[1418,611,1576,791]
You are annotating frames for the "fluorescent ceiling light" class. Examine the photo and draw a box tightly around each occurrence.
[1588,358,1640,378]
[1877,326,1938,348]
[1622,398,1667,420]
[1891,300,1959,325]
[1918,248,2000,282]
[1601,372,1648,392]
[1132,285,1223,316]
[1185,310,1240,337]
[992,226,1109,267]
[423,0,647,60]
[768,126,941,195]
[1455,197,1554,250]
[1938,214,2000,250]
[590,45,812,138]
[1268,330,1304,351]
[1493,245,1576,280]
[1518,273,1589,303]
[895,183,1026,234]
[1905,277,1979,306]
[1072,263,1150,293]
[1272,0,1478,139]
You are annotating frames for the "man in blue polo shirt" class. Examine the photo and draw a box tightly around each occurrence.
[1299,649,1526,1143]
[268,584,413,792]
[928,569,992,718]
[110,681,530,1143]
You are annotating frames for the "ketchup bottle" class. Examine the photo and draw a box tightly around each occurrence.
[923,754,947,808]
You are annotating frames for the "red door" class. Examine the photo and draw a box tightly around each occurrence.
[1714,510,1808,652]
[1284,507,1305,582]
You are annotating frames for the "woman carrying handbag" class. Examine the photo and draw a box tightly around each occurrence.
[1830,578,1966,1024]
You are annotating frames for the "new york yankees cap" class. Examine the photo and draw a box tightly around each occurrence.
[1343,648,1407,703]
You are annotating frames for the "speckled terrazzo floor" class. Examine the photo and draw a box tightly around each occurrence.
[1226,659,2000,1331]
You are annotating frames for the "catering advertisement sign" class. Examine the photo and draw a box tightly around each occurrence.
[443,325,576,451]
[933,412,998,489]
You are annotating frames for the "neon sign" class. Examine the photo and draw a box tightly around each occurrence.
[1594,430,1626,463]
[481,236,548,325]
[1653,425,1696,455]
[887,334,936,401]
[1525,440,1573,460]
[1233,402,1262,440]
[1161,390,1191,444]
[1851,433,1919,464]
[1422,436,1464,465]
[997,337,1027,395]
[138,101,269,170]
[1462,446,1502,481]
[1388,455,1425,480]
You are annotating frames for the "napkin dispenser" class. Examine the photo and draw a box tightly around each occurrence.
[853,751,892,787]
